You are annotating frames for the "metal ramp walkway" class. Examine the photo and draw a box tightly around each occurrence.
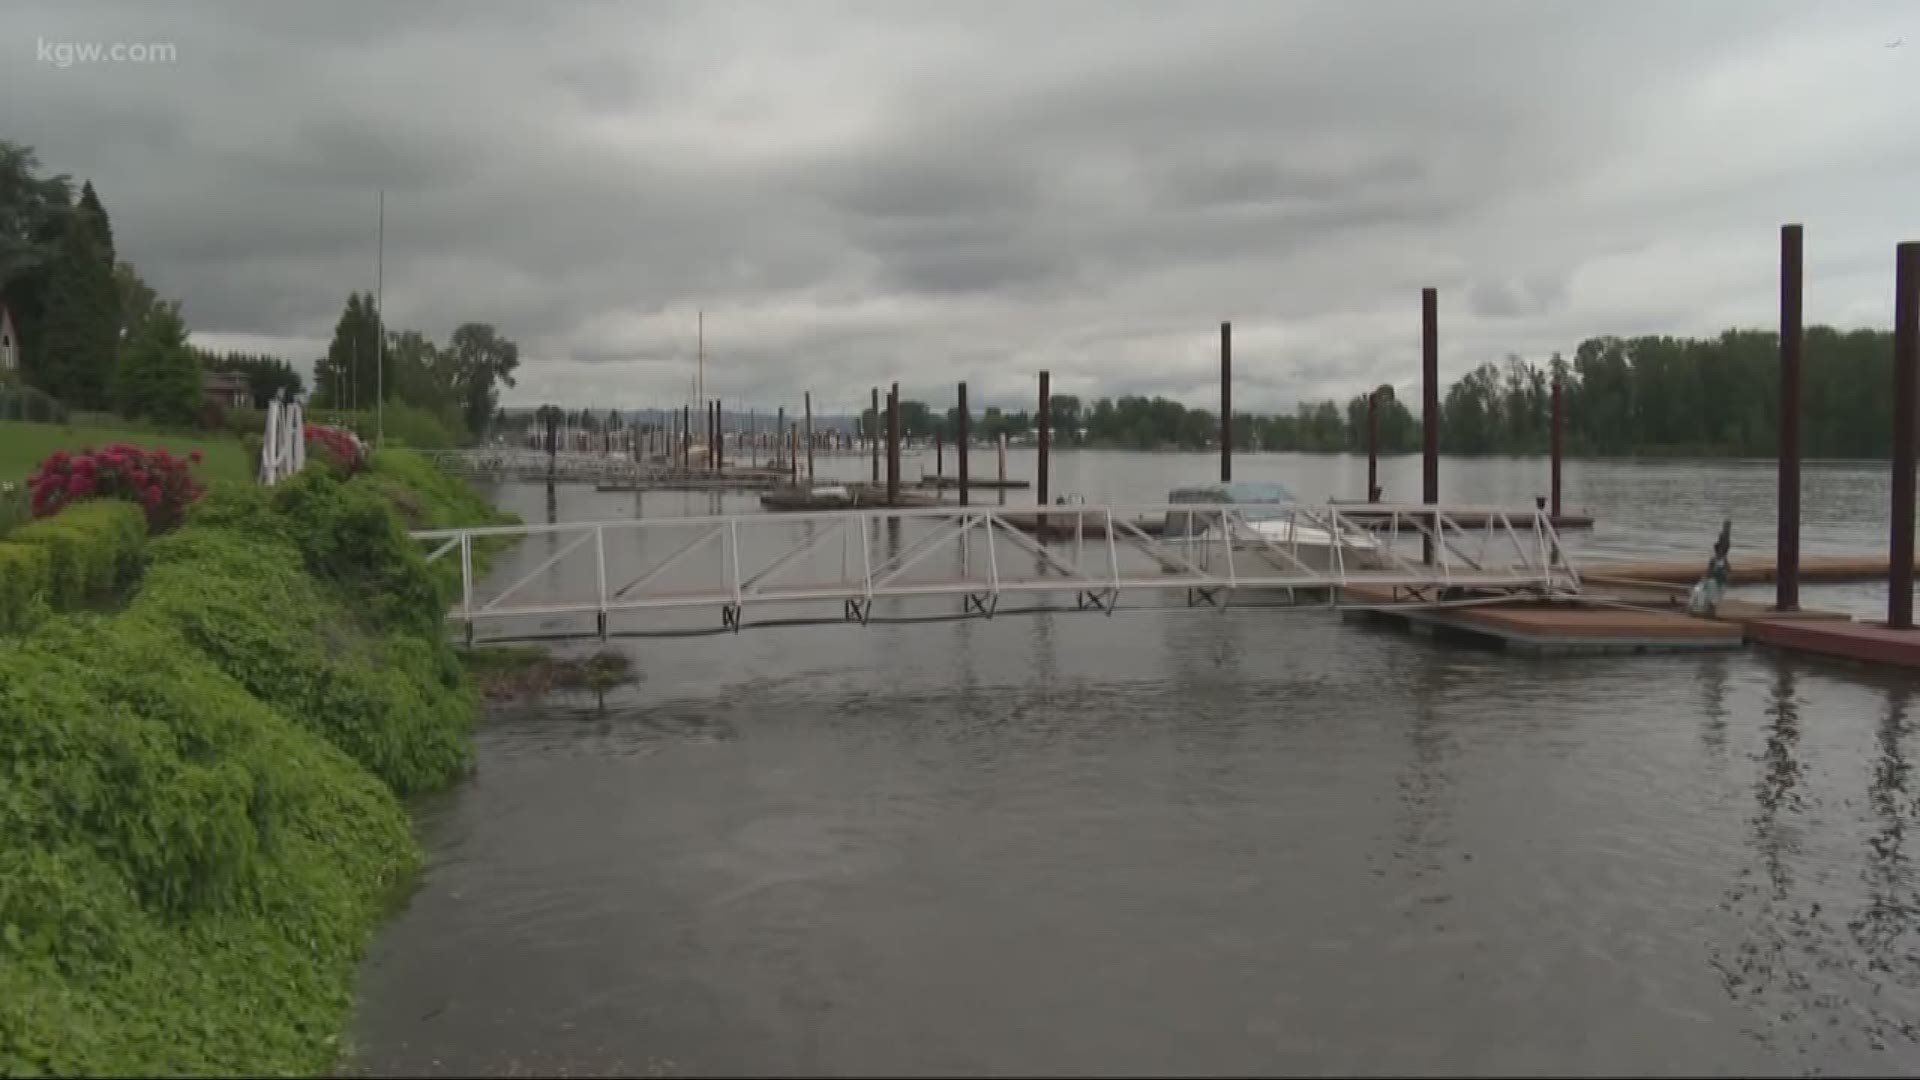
[413,503,1582,643]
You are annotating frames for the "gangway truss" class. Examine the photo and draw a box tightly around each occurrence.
[412,503,1582,642]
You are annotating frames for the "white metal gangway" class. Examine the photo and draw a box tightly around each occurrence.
[412,502,1582,642]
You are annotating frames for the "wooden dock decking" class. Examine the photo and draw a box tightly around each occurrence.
[1746,619,1920,668]
[916,476,1031,490]
[1583,555,1905,587]
[1331,503,1595,530]
[757,485,942,511]
[1340,585,1745,655]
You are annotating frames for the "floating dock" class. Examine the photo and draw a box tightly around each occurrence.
[1583,555,1908,587]
[1332,503,1595,530]
[916,476,1031,490]
[595,469,789,493]
[1746,619,1920,669]
[1340,586,1744,655]
[757,484,941,511]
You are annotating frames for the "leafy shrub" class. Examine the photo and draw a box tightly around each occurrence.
[8,500,147,610]
[360,448,521,593]
[223,405,266,439]
[26,443,207,532]
[137,504,473,794]
[0,540,50,634]
[0,430,498,1075]
[0,382,68,422]
[268,469,447,637]
[112,306,202,426]
[0,623,415,1075]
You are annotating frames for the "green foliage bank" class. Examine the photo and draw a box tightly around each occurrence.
[0,452,514,1075]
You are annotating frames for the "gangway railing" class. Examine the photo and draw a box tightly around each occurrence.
[412,502,1581,641]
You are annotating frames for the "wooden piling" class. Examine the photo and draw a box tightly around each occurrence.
[1778,223,1804,612]
[790,424,799,484]
[1422,287,1439,564]
[681,405,690,470]
[935,431,944,479]
[776,406,785,467]
[1038,370,1051,506]
[1219,321,1231,483]
[1891,241,1919,630]
[998,433,1007,484]
[886,383,901,505]
[1367,391,1379,503]
[804,391,814,481]
[1550,374,1563,520]
[957,381,970,507]
[870,387,881,486]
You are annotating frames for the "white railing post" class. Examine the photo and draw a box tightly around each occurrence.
[594,524,608,636]
[460,532,474,620]
[860,512,874,608]
[728,519,744,624]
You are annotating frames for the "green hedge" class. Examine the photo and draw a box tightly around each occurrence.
[0,541,50,634]
[0,456,510,1075]
[6,500,146,612]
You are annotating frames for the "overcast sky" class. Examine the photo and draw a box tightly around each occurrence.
[6,1,1918,414]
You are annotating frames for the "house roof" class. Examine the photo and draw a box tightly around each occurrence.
[201,370,250,392]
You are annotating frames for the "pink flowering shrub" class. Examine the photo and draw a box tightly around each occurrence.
[28,443,207,533]
[303,423,367,476]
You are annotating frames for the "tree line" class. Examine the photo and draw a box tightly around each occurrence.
[5,140,520,445]
[308,291,520,445]
[842,327,1896,459]
[2,141,210,425]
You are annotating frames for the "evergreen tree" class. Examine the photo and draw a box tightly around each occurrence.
[76,180,113,265]
[313,292,380,409]
[114,305,201,425]
[37,210,118,408]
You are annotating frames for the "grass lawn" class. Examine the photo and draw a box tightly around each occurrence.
[0,419,253,486]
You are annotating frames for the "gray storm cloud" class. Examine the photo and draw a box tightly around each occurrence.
[5,0,1916,414]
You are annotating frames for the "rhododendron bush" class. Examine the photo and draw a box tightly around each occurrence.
[27,444,206,533]
[304,422,366,475]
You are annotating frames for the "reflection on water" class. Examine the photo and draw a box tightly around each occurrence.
[355,457,1920,1076]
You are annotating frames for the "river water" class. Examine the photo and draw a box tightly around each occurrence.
[352,451,1920,1076]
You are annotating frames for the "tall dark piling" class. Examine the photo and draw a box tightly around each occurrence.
[1219,321,1232,482]
[1038,370,1052,506]
[804,391,814,481]
[681,404,691,471]
[1367,390,1380,502]
[1778,223,1804,612]
[1422,287,1439,563]
[776,406,785,468]
[957,381,971,507]
[1550,374,1564,520]
[886,383,901,505]
[790,424,799,484]
[935,431,943,479]
[1891,242,1919,630]
[870,387,881,486]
